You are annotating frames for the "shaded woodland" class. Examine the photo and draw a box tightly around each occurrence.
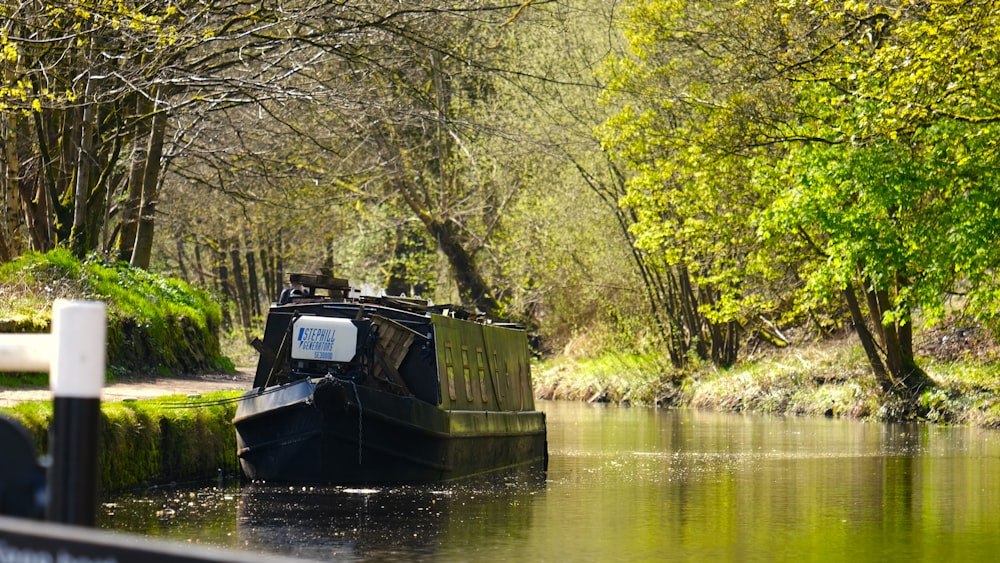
[3,0,1000,401]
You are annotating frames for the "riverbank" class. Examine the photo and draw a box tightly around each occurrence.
[534,331,1000,429]
[3,389,244,492]
[0,372,252,492]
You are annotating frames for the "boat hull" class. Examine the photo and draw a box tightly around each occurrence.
[234,378,547,484]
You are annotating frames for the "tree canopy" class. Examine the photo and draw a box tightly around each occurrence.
[3,0,1000,396]
[599,0,1000,393]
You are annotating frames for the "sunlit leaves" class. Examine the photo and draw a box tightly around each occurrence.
[760,0,1000,332]
[603,0,1000,363]
[600,0,803,337]
[0,0,185,114]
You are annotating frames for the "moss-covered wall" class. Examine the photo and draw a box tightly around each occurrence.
[106,314,229,376]
[3,391,242,493]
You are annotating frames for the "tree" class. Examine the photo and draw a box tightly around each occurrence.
[602,0,1000,394]
[3,0,537,286]
[597,0,807,368]
[752,0,1000,394]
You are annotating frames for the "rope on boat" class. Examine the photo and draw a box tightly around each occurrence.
[158,375,366,467]
[155,383,291,409]
[346,377,364,465]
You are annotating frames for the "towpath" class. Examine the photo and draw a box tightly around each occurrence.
[0,369,255,408]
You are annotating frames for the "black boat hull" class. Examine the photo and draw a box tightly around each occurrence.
[234,377,547,484]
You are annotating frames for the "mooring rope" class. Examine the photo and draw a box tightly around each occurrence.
[157,384,288,409]
[347,378,364,465]
[160,375,366,467]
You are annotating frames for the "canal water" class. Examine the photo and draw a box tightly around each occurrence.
[100,401,1000,561]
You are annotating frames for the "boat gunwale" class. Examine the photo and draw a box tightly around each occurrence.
[234,379,546,440]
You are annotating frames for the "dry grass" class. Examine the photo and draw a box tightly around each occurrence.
[686,335,880,417]
[534,352,670,405]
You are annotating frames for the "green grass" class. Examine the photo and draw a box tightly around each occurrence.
[0,373,48,388]
[0,249,233,377]
[686,335,878,415]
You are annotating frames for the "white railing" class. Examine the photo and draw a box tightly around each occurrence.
[0,299,105,397]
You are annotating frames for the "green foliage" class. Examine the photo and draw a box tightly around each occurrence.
[0,249,231,376]
[759,93,1000,327]
[0,373,48,388]
[598,0,809,367]
[0,249,86,323]
[100,393,240,491]
[914,358,1000,426]
[1,400,53,453]
[599,0,1000,387]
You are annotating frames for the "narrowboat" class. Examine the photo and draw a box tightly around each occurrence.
[233,273,547,484]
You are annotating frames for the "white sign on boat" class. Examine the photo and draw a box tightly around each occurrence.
[290,316,358,362]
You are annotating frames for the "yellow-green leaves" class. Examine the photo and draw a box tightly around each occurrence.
[2,41,16,63]
[601,0,1000,374]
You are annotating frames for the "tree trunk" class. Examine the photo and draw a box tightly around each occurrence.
[843,282,891,391]
[246,243,261,318]
[118,96,152,262]
[657,266,687,368]
[426,215,500,316]
[92,129,121,255]
[175,237,190,282]
[260,244,274,304]
[710,320,740,368]
[1,115,23,260]
[228,239,251,330]
[676,265,710,361]
[872,287,933,395]
[216,246,233,328]
[70,80,96,256]
[30,110,59,250]
[274,230,285,297]
[193,242,207,287]
[130,106,167,269]
[392,174,499,315]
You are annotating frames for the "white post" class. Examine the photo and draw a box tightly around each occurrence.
[50,300,106,399]
[47,300,106,527]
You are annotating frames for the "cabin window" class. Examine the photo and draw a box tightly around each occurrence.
[477,348,488,403]
[461,346,473,402]
[444,342,457,401]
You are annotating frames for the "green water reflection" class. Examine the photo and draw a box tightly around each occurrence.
[518,402,1000,562]
[100,401,1000,561]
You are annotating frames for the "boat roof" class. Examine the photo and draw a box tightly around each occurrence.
[278,272,486,323]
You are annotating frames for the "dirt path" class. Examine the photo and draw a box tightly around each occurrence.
[0,370,256,408]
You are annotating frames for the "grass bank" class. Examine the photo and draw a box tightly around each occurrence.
[2,391,242,492]
[533,334,1000,429]
[0,249,233,379]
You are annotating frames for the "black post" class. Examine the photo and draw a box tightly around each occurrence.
[48,398,101,526]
